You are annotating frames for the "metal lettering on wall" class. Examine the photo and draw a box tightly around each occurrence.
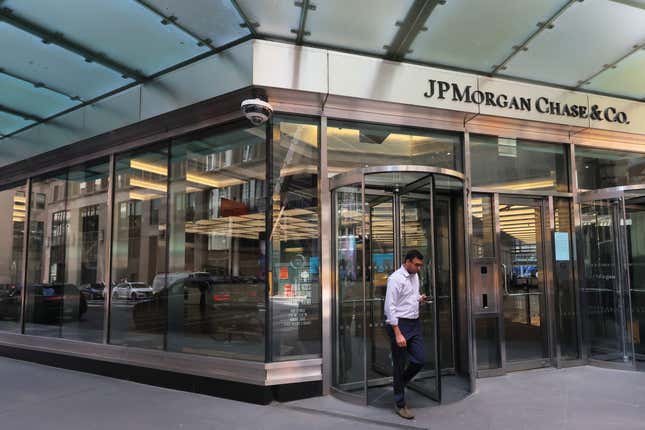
[425,79,631,125]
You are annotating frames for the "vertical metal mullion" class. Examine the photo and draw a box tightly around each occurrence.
[546,195,559,367]
[320,116,332,393]
[429,176,442,401]
[493,192,506,369]
[618,195,636,368]
[102,155,116,344]
[393,194,400,267]
[463,131,476,391]
[163,142,172,352]
[265,120,273,363]
[569,143,585,361]
[59,170,70,337]
[361,172,368,405]
[446,196,457,373]
[19,178,32,334]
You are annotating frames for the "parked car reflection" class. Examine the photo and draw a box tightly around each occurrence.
[132,273,264,342]
[112,282,153,301]
[27,284,87,324]
[0,284,21,321]
[79,282,105,300]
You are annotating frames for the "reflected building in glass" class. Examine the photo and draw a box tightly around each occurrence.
[0,37,644,406]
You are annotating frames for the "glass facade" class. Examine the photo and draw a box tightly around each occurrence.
[25,162,110,341]
[0,106,632,383]
[270,117,321,360]
[0,183,26,332]
[110,145,168,349]
[327,120,462,176]
[471,135,569,192]
[167,125,267,360]
[576,147,645,190]
[554,198,579,360]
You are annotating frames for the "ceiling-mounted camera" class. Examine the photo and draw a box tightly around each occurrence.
[241,98,273,126]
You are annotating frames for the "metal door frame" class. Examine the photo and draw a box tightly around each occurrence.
[329,165,464,405]
[495,194,554,372]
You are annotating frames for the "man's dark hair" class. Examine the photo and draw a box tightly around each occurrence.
[404,250,424,262]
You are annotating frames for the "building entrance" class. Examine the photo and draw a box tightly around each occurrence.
[580,187,645,369]
[329,166,469,405]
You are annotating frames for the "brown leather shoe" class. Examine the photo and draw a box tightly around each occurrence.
[395,406,415,420]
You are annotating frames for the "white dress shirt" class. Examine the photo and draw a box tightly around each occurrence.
[384,265,421,326]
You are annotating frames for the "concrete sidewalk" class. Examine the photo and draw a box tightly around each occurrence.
[0,356,643,429]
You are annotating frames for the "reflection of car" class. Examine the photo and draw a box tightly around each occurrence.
[28,283,87,323]
[0,284,21,321]
[132,274,264,338]
[151,272,210,295]
[112,282,153,300]
[80,283,105,300]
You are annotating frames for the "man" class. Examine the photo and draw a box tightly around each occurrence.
[384,250,427,420]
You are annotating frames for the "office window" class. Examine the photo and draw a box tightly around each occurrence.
[327,120,462,176]
[270,116,321,360]
[110,145,168,350]
[166,123,267,360]
[470,135,568,192]
[0,184,27,332]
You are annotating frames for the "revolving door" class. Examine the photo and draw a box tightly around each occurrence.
[330,166,467,405]
[580,187,645,369]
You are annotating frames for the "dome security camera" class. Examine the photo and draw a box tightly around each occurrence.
[241,98,273,126]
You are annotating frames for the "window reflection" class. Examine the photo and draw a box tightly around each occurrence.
[163,124,267,360]
[554,198,579,360]
[470,135,568,192]
[0,184,27,332]
[270,117,320,360]
[110,146,168,349]
[327,121,462,176]
[25,161,109,342]
[576,147,645,191]
[471,195,494,259]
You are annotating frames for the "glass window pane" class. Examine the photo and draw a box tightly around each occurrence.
[0,183,27,332]
[576,147,645,190]
[110,145,168,350]
[327,120,462,176]
[25,171,70,337]
[470,135,569,192]
[471,194,494,259]
[270,116,320,361]
[554,198,579,360]
[166,123,266,360]
[60,161,110,342]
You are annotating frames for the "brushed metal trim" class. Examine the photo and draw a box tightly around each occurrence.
[0,332,322,386]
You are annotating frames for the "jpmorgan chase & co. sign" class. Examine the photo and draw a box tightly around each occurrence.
[424,79,631,125]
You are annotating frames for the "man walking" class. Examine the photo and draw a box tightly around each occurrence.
[384,250,427,420]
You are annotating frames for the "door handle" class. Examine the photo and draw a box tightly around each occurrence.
[501,263,510,296]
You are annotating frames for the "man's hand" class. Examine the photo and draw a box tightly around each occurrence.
[392,325,407,348]
[419,294,427,303]
[395,332,407,348]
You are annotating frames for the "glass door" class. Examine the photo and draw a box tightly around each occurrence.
[398,180,441,401]
[331,166,465,405]
[498,196,550,366]
[624,193,645,368]
[332,182,367,402]
[580,194,635,366]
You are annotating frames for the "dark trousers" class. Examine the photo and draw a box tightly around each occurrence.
[386,318,424,408]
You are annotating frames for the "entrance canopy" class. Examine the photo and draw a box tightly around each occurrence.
[1,0,644,139]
